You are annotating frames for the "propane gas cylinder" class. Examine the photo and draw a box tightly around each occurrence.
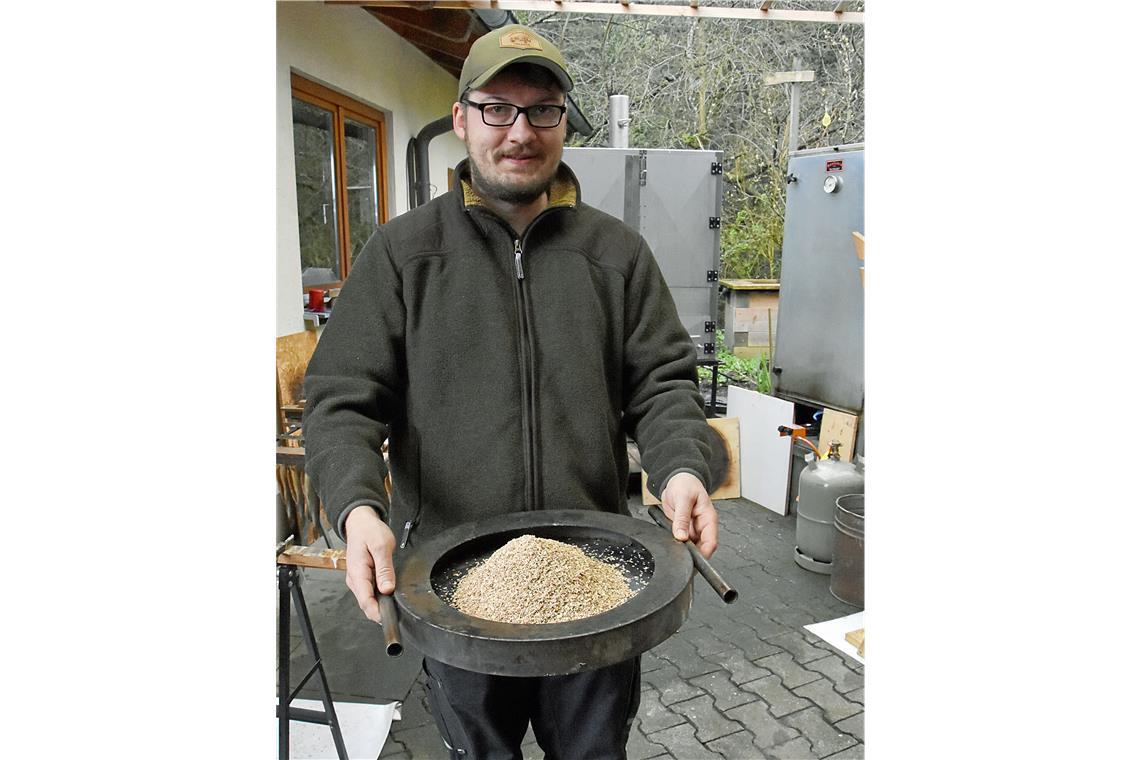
[794,441,864,574]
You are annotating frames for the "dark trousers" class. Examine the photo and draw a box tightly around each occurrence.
[422,656,641,760]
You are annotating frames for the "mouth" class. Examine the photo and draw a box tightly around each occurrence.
[498,153,540,167]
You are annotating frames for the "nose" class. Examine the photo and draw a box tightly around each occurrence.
[505,111,538,143]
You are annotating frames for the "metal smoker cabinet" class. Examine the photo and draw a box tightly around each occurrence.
[771,144,865,416]
[562,147,724,356]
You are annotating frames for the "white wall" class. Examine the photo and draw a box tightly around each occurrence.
[277,2,466,336]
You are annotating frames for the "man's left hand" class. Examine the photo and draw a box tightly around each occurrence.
[660,472,718,558]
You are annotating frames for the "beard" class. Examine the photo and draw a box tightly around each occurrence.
[466,140,560,205]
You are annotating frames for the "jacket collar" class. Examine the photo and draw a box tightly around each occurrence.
[453,158,581,211]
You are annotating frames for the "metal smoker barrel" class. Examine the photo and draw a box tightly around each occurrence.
[829,493,865,607]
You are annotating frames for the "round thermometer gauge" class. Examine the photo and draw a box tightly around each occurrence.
[823,174,842,193]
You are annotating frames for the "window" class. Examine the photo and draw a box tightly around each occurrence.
[291,74,388,290]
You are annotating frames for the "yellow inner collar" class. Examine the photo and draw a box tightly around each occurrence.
[461,165,577,210]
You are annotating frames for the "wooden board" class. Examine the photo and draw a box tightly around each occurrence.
[726,386,795,515]
[819,408,859,462]
[641,417,741,505]
[852,231,865,286]
[277,446,306,467]
[278,544,347,571]
[845,628,865,657]
[276,329,319,433]
[763,70,816,85]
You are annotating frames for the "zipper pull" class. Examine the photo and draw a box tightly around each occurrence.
[514,239,524,279]
[400,520,413,549]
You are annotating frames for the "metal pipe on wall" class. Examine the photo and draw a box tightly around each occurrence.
[410,115,457,208]
[608,95,630,148]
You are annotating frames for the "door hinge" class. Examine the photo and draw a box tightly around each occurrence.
[638,150,648,186]
[703,342,716,354]
[706,270,719,282]
[711,161,723,175]
[704,321,716,333]
[708,217,721,229]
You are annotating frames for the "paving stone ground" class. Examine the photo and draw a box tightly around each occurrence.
[289,494,865,758]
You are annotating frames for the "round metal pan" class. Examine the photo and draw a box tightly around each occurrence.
[394,509,693,676]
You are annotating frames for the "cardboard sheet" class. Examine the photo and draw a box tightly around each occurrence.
[287,699,399,759]
[726,386,794,514]
[804,611,865,665]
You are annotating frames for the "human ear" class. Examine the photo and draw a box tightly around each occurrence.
[452,102,467,140]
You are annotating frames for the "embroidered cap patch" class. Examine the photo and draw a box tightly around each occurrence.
[500,30,543,51]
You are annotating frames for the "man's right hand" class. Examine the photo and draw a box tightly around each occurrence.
[344,505,397,624]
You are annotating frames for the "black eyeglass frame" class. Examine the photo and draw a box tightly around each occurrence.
[460,99,567,129]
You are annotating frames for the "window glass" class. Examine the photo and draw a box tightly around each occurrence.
[292,98,340,286]
[344,117,379,264]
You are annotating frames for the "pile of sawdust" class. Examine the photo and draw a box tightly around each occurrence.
[451,535,634,624]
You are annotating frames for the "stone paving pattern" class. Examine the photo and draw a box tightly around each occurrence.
[376,496,864,759]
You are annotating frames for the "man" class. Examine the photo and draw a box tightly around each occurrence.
[303,23,722,760]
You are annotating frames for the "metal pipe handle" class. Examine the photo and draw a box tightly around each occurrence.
[648,506,738,604]
[377,593,403,656]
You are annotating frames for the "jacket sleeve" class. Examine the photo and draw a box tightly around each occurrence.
[622,237,720,499]
[301,230,406,540]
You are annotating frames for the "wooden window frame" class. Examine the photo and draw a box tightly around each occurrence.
[291,73,389,292]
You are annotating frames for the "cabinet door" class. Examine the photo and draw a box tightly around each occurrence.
[563,147,721,354]
[771,148,865,414]
[641,149,721,351]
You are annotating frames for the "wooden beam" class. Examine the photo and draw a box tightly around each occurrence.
[333,1,865,25]
[763,70,815,86]
[278,544,348,571]
[277,446,306,466]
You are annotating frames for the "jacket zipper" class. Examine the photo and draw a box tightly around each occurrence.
[512,235,536,510]
[400,429,426,548]
[467,204,568,513]
[511,210,568,510]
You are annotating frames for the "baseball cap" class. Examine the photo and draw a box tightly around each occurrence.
[458,24,573,100]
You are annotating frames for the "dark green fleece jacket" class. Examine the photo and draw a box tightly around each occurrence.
[302,159,718,545]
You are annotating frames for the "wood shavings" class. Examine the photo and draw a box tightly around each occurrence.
[451,535,634,625]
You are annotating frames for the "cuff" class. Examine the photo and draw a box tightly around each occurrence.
[336,499,388,542]
[661,468,707,494]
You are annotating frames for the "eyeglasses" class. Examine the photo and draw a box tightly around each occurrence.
[461,99,567,128]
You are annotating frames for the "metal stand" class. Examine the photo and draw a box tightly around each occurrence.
[277,563,348,760]
[697,357,722,417]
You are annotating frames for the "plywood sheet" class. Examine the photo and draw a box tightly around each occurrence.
[852,231,865,286]
[819,408,859,462]
[641,417,741,505]
[277,329,319,434]
[727,386,794,515]
[276,329,319,408]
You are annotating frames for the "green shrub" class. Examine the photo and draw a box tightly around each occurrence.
[697,330,771,395]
